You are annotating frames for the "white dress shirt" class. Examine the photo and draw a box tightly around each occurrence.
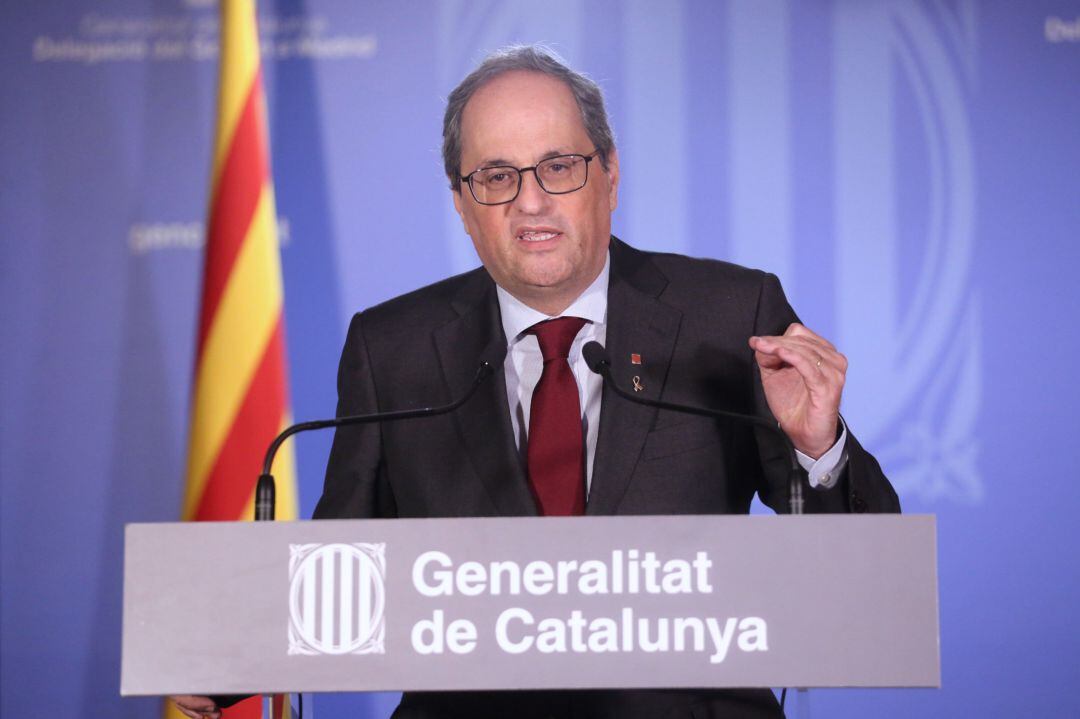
[495,253,847,495]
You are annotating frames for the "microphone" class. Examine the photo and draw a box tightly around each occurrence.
[582,341,805,515]
[254,341,507,521]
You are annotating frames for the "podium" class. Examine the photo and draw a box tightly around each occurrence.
[121,515,939,696]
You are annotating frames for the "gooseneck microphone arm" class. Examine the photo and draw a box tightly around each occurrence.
[581,341,804,515]
[255,345,506,521]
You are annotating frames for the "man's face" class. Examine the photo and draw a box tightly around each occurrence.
[452,71,619,314]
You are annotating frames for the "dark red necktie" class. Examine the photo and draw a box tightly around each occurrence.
[526,316,588,516]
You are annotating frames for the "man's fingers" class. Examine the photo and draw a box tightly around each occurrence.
[750,334,847,375]
[174,708,215,719]
[768,343,833,390]
[749,336,791,370]
[753,349,786,370]
[172,705,219,719]
[783,322,837,351]
[748,335,781,354]
[785,335,847,374]
[755,341,846,404]
[171,696,220,719]
[767,328,836,356]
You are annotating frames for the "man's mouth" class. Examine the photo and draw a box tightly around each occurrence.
[517,230,561,242]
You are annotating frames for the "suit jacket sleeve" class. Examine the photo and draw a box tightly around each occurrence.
[313,312,398,519]
[750,272,900,515]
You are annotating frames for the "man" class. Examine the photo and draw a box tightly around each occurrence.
[174,45,897,719]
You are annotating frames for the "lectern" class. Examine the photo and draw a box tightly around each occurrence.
[121,515,939,696]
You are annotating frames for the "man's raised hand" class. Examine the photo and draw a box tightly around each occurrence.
[170,695,220,719]
[748,323,847,459]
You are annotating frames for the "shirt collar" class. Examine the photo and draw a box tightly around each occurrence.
[497,252,610,343]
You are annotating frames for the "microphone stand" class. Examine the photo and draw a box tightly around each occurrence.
[254,356,502,521]
[582,342,804,516]
[247,350,503,717]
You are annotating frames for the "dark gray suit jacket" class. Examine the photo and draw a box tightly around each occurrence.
[314,238,899,718]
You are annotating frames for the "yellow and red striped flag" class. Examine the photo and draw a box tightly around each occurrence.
[168,1,296,717]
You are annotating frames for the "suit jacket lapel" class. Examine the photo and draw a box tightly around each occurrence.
[433,272,537,516]
[587,239,683,515]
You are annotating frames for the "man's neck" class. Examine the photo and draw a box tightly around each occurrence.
[513,293,577,317]
[507,264,610,317]
[496,254,611,343]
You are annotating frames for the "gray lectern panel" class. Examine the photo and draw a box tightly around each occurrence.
[121,515,939,695]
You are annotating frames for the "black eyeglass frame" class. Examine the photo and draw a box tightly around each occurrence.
[459,150,602,206]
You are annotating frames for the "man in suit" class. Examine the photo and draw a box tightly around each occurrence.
[173,45,897,719]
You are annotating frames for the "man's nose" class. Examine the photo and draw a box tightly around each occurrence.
[512,169,550,213]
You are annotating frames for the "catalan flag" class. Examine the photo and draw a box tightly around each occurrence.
[168,0,296,717]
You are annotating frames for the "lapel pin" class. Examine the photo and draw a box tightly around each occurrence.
[632,375,645,392]
[630,353,642,365]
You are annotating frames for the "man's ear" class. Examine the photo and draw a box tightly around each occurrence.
[452,188,472,236]
[605,148,620,212]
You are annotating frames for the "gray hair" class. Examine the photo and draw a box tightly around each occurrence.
[442,44,616,191]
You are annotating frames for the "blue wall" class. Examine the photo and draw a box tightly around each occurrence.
[2,1,1078,716]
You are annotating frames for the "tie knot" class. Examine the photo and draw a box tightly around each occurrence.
[528,316,587,361]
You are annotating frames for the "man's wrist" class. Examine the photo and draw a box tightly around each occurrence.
[795,417,849,488]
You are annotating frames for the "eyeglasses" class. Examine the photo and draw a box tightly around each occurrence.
[460,150,601,206]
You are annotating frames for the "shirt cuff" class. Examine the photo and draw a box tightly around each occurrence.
[794,417,849,489]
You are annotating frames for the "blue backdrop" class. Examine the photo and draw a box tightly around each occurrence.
[2,1,1078,717]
